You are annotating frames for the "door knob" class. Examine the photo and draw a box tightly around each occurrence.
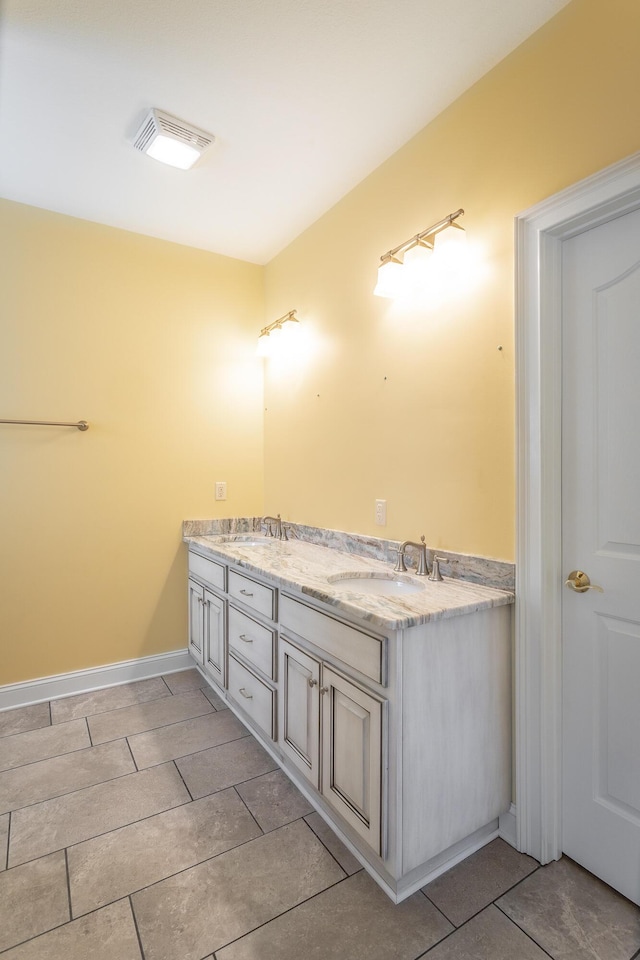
[565,570,604,593]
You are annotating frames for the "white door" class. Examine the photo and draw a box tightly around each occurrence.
[562,206,640,905]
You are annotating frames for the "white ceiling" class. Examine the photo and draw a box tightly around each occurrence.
[0,0,568,264]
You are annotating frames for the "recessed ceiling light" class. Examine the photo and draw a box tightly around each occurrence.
[132,109,215,170]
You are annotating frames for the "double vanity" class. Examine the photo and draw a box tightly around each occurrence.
[184,521,513,902]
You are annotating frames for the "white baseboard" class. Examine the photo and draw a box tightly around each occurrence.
[0,649,191,712]
[499,803,517,849]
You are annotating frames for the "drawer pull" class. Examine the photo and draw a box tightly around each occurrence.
[239,634,253,643]
[238,687,253,700]
[308,678,318,688]
[239,589,254,597]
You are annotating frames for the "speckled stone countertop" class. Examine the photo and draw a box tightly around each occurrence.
[184,532,514,631]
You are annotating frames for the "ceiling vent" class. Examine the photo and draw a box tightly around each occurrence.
[132,109,215,170]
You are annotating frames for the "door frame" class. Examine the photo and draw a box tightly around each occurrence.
[515,151,640,863]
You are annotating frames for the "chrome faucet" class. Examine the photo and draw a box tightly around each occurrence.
[262,513,287,540]
[394,535,429,576]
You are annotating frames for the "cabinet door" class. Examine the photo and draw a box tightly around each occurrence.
[279,638,320,788]
[321,666,385,855]
[188,579,204,664]
[203,589,226,688]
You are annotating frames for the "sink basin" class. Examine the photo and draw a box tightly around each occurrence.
[234,540,273,546]
[327,573,424,596]
[219,536,274,547]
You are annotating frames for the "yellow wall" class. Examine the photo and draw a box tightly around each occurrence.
[0,200,264,685]
[264,0,640,561]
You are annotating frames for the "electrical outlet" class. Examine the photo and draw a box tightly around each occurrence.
[215,481,227,501]
[375,499,387,526]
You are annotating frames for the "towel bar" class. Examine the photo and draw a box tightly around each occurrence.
[0,418,89,431]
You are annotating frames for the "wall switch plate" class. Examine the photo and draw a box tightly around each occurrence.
[215,481,227,501]
[375,499,387,526]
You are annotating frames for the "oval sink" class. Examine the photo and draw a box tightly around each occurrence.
[219,536,274,547]
[327,573,424,596]
[234,540,273,546]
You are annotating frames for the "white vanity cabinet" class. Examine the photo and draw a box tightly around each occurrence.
[186,543,511,903]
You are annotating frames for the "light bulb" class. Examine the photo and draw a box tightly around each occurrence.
[268,325,283,346]
[402,241,433,292]
[279,319,300,344]
[146,135,201,170]
[374,257,404,298]
[434,222,466,255]
[256,333,271,357]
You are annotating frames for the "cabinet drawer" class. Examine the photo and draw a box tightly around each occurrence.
[228,569,276,621]
[228,654,275,740]
[228,605,276,680]
[189,552,226,591]
[280,595,386,685]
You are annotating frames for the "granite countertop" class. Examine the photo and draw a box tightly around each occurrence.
[184,533,514,631]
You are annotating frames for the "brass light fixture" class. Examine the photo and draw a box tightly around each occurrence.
[374,208,466,298]
[256,310,299,357]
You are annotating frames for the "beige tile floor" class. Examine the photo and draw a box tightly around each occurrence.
[1,668,639,960]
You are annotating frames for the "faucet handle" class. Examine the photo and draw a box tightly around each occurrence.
[428,556,445,581]
[394,549,408,573]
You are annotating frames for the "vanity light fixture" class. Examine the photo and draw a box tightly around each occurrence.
[256,310,299,357]
[373,208,465,298]
[132,109,215,170]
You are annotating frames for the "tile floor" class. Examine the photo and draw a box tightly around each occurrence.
[1,668,639,959]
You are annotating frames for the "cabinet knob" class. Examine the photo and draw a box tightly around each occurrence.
[308,678,318,688]
[238,687,253,700]
[320,686,329,695]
